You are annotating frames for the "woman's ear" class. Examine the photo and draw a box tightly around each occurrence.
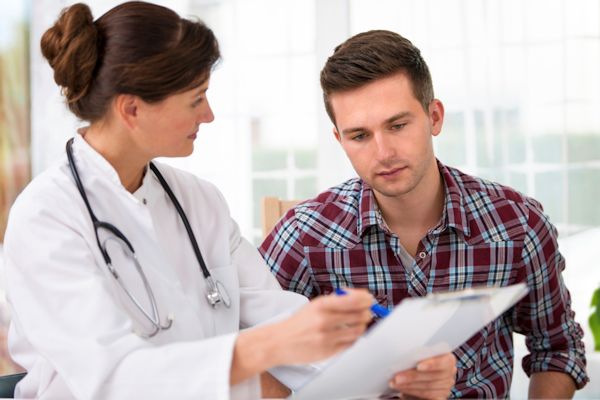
[113,94,139,130]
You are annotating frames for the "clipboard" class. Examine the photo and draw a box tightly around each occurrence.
[289,283,529,400]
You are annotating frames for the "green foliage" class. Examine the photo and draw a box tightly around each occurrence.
[591,287,600,351]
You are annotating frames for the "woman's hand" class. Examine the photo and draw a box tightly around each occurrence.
[270,288,374,365]
[388,352,457,399]
[230,288,373,385]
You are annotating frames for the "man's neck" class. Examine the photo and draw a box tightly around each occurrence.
[374,163,445,253]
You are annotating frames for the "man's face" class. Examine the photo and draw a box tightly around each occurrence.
[330,72,444,201]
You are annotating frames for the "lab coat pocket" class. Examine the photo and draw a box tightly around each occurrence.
[207,264,240,334]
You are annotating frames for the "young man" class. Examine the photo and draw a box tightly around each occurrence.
[260,30,588,398]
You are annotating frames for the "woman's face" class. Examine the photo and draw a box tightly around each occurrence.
[134,78,214,159]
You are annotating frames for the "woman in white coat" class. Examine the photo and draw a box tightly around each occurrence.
[3,2,456,399]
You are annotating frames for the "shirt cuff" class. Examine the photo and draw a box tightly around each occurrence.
[522,350,589,389]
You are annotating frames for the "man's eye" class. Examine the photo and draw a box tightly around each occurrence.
[391,123,406,130]
[352,133,367,141]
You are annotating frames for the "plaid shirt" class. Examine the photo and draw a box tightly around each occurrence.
[260,162,588,398]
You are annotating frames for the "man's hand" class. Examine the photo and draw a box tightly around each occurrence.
[389,352,456,399]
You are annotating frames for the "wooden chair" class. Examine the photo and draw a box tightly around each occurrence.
[261,197,300,239]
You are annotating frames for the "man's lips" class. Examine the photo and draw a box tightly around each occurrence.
[376,166,406,177]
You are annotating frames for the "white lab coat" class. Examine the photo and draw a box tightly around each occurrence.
[3,134,310,399]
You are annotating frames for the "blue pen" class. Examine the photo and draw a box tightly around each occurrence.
[335,288,390,318]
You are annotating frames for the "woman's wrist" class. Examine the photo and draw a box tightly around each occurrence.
[230,322,286,385]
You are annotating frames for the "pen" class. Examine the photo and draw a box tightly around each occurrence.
[334,288,390,318]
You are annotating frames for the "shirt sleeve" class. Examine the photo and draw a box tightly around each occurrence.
[259,208,318,299]
[222,197,320,392]
[513,199,589,388]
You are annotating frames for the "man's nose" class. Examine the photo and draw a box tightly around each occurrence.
[373,132,395,160]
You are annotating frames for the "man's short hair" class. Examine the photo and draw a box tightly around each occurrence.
[320,30,434,124]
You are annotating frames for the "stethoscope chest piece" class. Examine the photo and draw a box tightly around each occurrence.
[206,276,231,308]
[66,138,231,338]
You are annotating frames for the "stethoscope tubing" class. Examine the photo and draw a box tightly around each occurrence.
[65,137,230,338]
[149,163,212,280]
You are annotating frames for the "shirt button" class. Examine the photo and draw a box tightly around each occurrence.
[418,251,427,259]
[142,198,147,205]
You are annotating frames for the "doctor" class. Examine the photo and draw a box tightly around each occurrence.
[4,2,455,399]
[4,2,374,398]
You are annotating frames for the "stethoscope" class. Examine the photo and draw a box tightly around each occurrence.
[66,138,231,338]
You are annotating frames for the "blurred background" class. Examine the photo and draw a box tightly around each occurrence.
[1,0,599,397]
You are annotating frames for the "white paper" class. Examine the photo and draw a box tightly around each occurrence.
[290,283,529,400]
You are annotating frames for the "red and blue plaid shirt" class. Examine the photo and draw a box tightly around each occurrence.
[260,162,588,398]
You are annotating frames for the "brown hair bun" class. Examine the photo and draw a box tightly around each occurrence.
[40,3,98,104]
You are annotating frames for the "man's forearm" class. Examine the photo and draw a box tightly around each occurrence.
[528,371,576,399]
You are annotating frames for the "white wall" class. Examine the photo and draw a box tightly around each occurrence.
[19,1,600,397]
[512,228,600,399]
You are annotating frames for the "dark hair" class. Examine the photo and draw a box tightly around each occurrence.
[40,1,220,121]
[320,30,433,124]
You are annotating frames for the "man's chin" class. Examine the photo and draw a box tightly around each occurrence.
[369,183,414,199]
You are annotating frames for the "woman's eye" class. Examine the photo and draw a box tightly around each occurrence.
[191,98,204,107]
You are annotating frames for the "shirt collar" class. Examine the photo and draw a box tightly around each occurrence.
[72,131,152,205]
[357,182,385,237]
[72,132,122,188]
[355,160,471,238]
[437,160,470,236]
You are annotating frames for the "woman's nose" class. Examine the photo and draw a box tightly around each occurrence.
[199,101,214,124]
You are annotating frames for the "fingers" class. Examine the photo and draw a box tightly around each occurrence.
[390,373,455,393]
[322,325,370,361]
[308,289,374,329]
[317,288,375,311]
[389,353,457,400]
[272,290,377,366]
[391,378,455,400]
[416,352,457,373]
[321,307,372,329]
[391,370,453,387]
[397,387,452,400]
[329,322,369,342]
[307,309,371,345]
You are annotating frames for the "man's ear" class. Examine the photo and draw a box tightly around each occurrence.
[429,99,445,137]
[114,94,139,130]
[333,127,341,143]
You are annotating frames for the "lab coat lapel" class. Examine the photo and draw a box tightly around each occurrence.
[70,136,208,339]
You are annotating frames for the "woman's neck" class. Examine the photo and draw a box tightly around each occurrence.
[81,124,148,193]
